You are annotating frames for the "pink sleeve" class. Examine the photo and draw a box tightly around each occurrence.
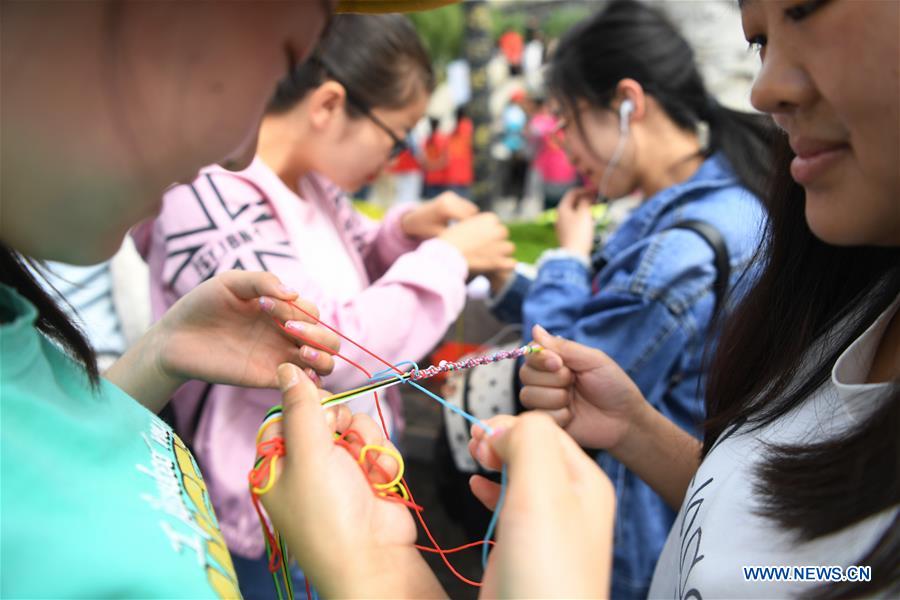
[318,237,468,391]
[360,204,421,279]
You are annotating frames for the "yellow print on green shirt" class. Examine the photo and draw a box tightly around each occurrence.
[137,417,240,598]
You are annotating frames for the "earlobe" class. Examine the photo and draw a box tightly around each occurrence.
[308,81,346,131]
[615,78,646,123]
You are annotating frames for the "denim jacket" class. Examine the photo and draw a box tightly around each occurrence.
[492,154,765,600]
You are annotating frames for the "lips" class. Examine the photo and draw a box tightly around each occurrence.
[789,137,851,186]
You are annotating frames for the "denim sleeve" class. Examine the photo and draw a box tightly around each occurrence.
[522,257,593,337]
[523,257,692,401]
[488,271,533,324]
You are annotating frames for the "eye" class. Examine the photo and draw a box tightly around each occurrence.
[784,0,832,21]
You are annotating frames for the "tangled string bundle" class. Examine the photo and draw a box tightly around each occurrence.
[248,302,538,599]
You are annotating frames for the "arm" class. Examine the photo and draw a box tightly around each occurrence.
[486,268,532,324]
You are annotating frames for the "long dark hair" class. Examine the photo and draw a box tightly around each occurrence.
[0,244,100,385]
[267,13,433,116]
[545,0,774,199]
[706,134,900,596]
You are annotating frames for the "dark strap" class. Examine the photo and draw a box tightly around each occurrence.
[666,219,731,316]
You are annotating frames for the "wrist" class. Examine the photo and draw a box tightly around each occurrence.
[141,318,190,399]
[559,241,592,258]
[608,399,656,465]
[104,323,186,413]
[487,268,515,295]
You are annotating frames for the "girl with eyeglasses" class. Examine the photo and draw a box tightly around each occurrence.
[135,13,515,597]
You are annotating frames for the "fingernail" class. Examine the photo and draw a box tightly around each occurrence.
[546,355,562,371]
[324,408,336,429]
[259,296,275,313]
[302,346,320,361]
[489,427,507,440]
[305,368,321,387]
[285,320,304,332]
[534,324,548,337]
[277,363,300,391]
[278,284,298,297]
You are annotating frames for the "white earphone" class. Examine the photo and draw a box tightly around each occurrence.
[619,99,635,134]
[597,99,635,202]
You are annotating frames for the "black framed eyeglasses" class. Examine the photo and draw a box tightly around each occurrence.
[313,55,409,160]
[343,91,409,160]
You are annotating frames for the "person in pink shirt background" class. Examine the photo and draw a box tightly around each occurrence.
[529,96,577,210]
[135,14,515,599]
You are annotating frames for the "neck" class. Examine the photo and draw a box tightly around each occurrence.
[257,114,313,194]
[867,299,900,383]
[634,117,704,198]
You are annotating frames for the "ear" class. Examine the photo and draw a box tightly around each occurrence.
[306,81,348,132]
[614,78,646,123]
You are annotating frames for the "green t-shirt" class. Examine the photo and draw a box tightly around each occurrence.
[0,284,241,598]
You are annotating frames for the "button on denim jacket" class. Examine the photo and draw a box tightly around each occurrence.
[492,154,766,600]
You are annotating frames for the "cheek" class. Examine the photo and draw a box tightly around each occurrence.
[319,142,385,191]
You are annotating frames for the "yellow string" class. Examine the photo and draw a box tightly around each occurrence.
[359,444,405,490]
[251,453,281,495]
[256,416,284,446]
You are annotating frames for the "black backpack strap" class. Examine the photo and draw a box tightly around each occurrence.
[666,219,731,316]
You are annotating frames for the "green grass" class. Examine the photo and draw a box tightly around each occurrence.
[507,221,559,264]
[352,201,609,266]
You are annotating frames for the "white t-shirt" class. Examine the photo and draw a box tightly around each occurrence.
[648,294,899,599]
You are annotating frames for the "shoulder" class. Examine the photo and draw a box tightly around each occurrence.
[154,163,277,235]
[672,182,767,253]
[159,165,272,218]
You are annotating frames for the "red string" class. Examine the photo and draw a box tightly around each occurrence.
[268,301,491,587]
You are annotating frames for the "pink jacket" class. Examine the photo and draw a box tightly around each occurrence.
[133,157,468,558]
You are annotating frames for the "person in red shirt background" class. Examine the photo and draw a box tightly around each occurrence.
[422,116,449,198]
[444,106,474,198]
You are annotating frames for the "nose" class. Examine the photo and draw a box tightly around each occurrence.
[750,39,817,118]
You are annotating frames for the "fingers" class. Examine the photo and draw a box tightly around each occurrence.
[469,414,517,471]
[469,475,502,511]
[520,354,569,381]
[531,325,610,373]
[558,187,595,213]
[436,192,479,220]
[519,385,570,412]
[277,363,334,457]
[219,270,300,303]
[487,413,575,505]
[254,287,341,368]
[288,335,337,376]
[342,412,398,485]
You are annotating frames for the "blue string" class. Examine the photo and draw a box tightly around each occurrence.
[482,466,507,570]
[368,360,507,573]
[404,379,493,436]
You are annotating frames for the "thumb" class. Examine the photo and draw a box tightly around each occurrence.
[277,363,333,456]
[532,324,609,373]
